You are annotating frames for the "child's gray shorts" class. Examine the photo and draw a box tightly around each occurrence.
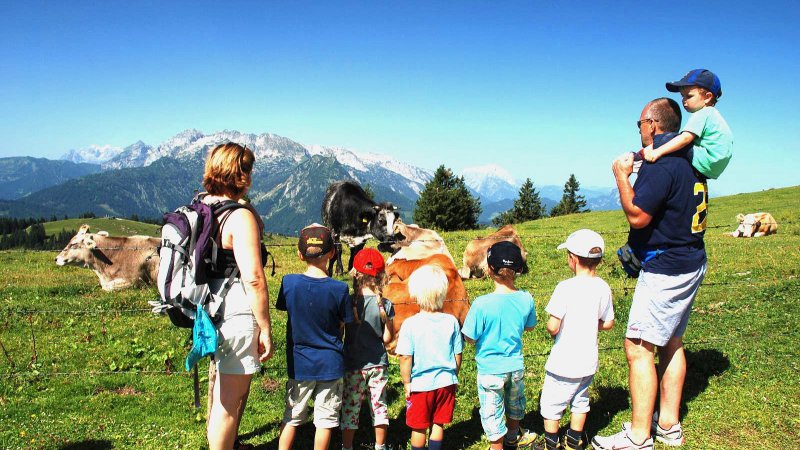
[626,264,706,347]
[540,371,594,420]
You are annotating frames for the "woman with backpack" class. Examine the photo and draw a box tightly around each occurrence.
[203,142,274,450]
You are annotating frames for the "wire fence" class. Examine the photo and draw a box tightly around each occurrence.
[3,219,795,380]
[30,219,797,253]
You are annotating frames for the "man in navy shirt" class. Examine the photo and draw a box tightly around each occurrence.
[593,98,708,450]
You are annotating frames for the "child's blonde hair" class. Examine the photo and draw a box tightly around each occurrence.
[408,265,448,312]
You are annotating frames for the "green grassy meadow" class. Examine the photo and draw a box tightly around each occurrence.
[1,186,798,449]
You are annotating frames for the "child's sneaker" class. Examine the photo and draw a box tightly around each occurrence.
[591,429,653,450]
[531,434,563,450]
[505,428,539,448]
[564,431,587,450]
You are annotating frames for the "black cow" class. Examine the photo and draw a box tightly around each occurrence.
[321,181,399,276]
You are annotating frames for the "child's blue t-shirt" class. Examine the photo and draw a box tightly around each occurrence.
[395,311,462,392]
[461,290,537,375]
[276,274,353,381]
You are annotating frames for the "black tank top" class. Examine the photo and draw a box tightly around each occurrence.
[205,202,268,279]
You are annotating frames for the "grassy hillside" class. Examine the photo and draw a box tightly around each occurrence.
[0,186,797,449]
[41,217,162,238]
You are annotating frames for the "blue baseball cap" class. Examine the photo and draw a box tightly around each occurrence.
[666,69,722,98]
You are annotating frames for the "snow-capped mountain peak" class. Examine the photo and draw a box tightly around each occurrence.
[461,164,520,203]
[61,144,123,164]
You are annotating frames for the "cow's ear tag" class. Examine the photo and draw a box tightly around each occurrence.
[362,218,368,223]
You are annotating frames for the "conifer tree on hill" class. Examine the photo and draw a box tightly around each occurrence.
[413,165,481,231]
[492,178,546,226]
[550,173,589,217]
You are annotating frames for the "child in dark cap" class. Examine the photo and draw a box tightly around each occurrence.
[638,68,733,180]
[277,223,354,450]
[461,241,538,450]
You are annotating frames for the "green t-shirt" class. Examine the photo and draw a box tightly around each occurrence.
[683,106,733,179]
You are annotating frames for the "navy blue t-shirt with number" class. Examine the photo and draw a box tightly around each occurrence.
[630,132,708,274]
[276,274,354,381]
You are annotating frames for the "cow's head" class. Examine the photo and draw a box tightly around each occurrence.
[732,213,760,238]
[371,202,399,243]
[55,225,106,267]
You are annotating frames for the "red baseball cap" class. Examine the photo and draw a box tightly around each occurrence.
[353,248,385,276]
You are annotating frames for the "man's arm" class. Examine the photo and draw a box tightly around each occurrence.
[613,153,653,229]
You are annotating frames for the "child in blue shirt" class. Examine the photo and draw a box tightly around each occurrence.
[396,264,462,450]
[276,224,354,450]
[461,241,538,450]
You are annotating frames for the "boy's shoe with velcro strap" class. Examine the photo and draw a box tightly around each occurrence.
[591,429,653,450]
[564,432,587,450]
[531,434,563,450]
[504,428,539,448]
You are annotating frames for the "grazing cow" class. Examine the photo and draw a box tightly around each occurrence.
[729,212,778,238]
[383,253,470,353]
[386,221,455,264]
[458,225,528,279]
[55,224,160,291]
[321,181,399,276]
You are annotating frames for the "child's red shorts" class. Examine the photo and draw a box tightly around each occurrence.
[405,384,457,429]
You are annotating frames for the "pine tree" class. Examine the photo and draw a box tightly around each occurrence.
[550,174,589,217]
[363,184,375,201]
[492,178,545,226]
[413,165,481,231]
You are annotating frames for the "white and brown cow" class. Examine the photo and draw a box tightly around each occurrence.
[729,213,778,238]
[386,221,455,264]
[55,224,160,291]
[458,224,528,279]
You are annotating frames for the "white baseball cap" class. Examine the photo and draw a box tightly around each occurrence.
[557,229,604,258]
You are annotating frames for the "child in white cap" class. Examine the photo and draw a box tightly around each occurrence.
[540,229,615,450]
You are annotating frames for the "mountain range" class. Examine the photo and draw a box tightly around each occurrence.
[0,129,619,234]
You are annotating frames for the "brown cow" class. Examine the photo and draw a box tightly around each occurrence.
[383,253,470,353]
[387,221,455,264]
[55,224,160,291]
[458,224,528,279]
[729,212,778,237]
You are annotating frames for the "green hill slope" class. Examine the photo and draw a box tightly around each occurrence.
[42,217,161,238]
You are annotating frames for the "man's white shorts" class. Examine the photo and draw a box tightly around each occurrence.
[627,264,706,347]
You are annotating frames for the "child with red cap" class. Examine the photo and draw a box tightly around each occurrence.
[340,248,396,450]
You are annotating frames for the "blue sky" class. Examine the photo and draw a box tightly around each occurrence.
[1,1,798,196]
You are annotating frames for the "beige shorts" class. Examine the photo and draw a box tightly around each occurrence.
[215,314,260,375]
[212,279,260,375]
[282,378,343,428]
